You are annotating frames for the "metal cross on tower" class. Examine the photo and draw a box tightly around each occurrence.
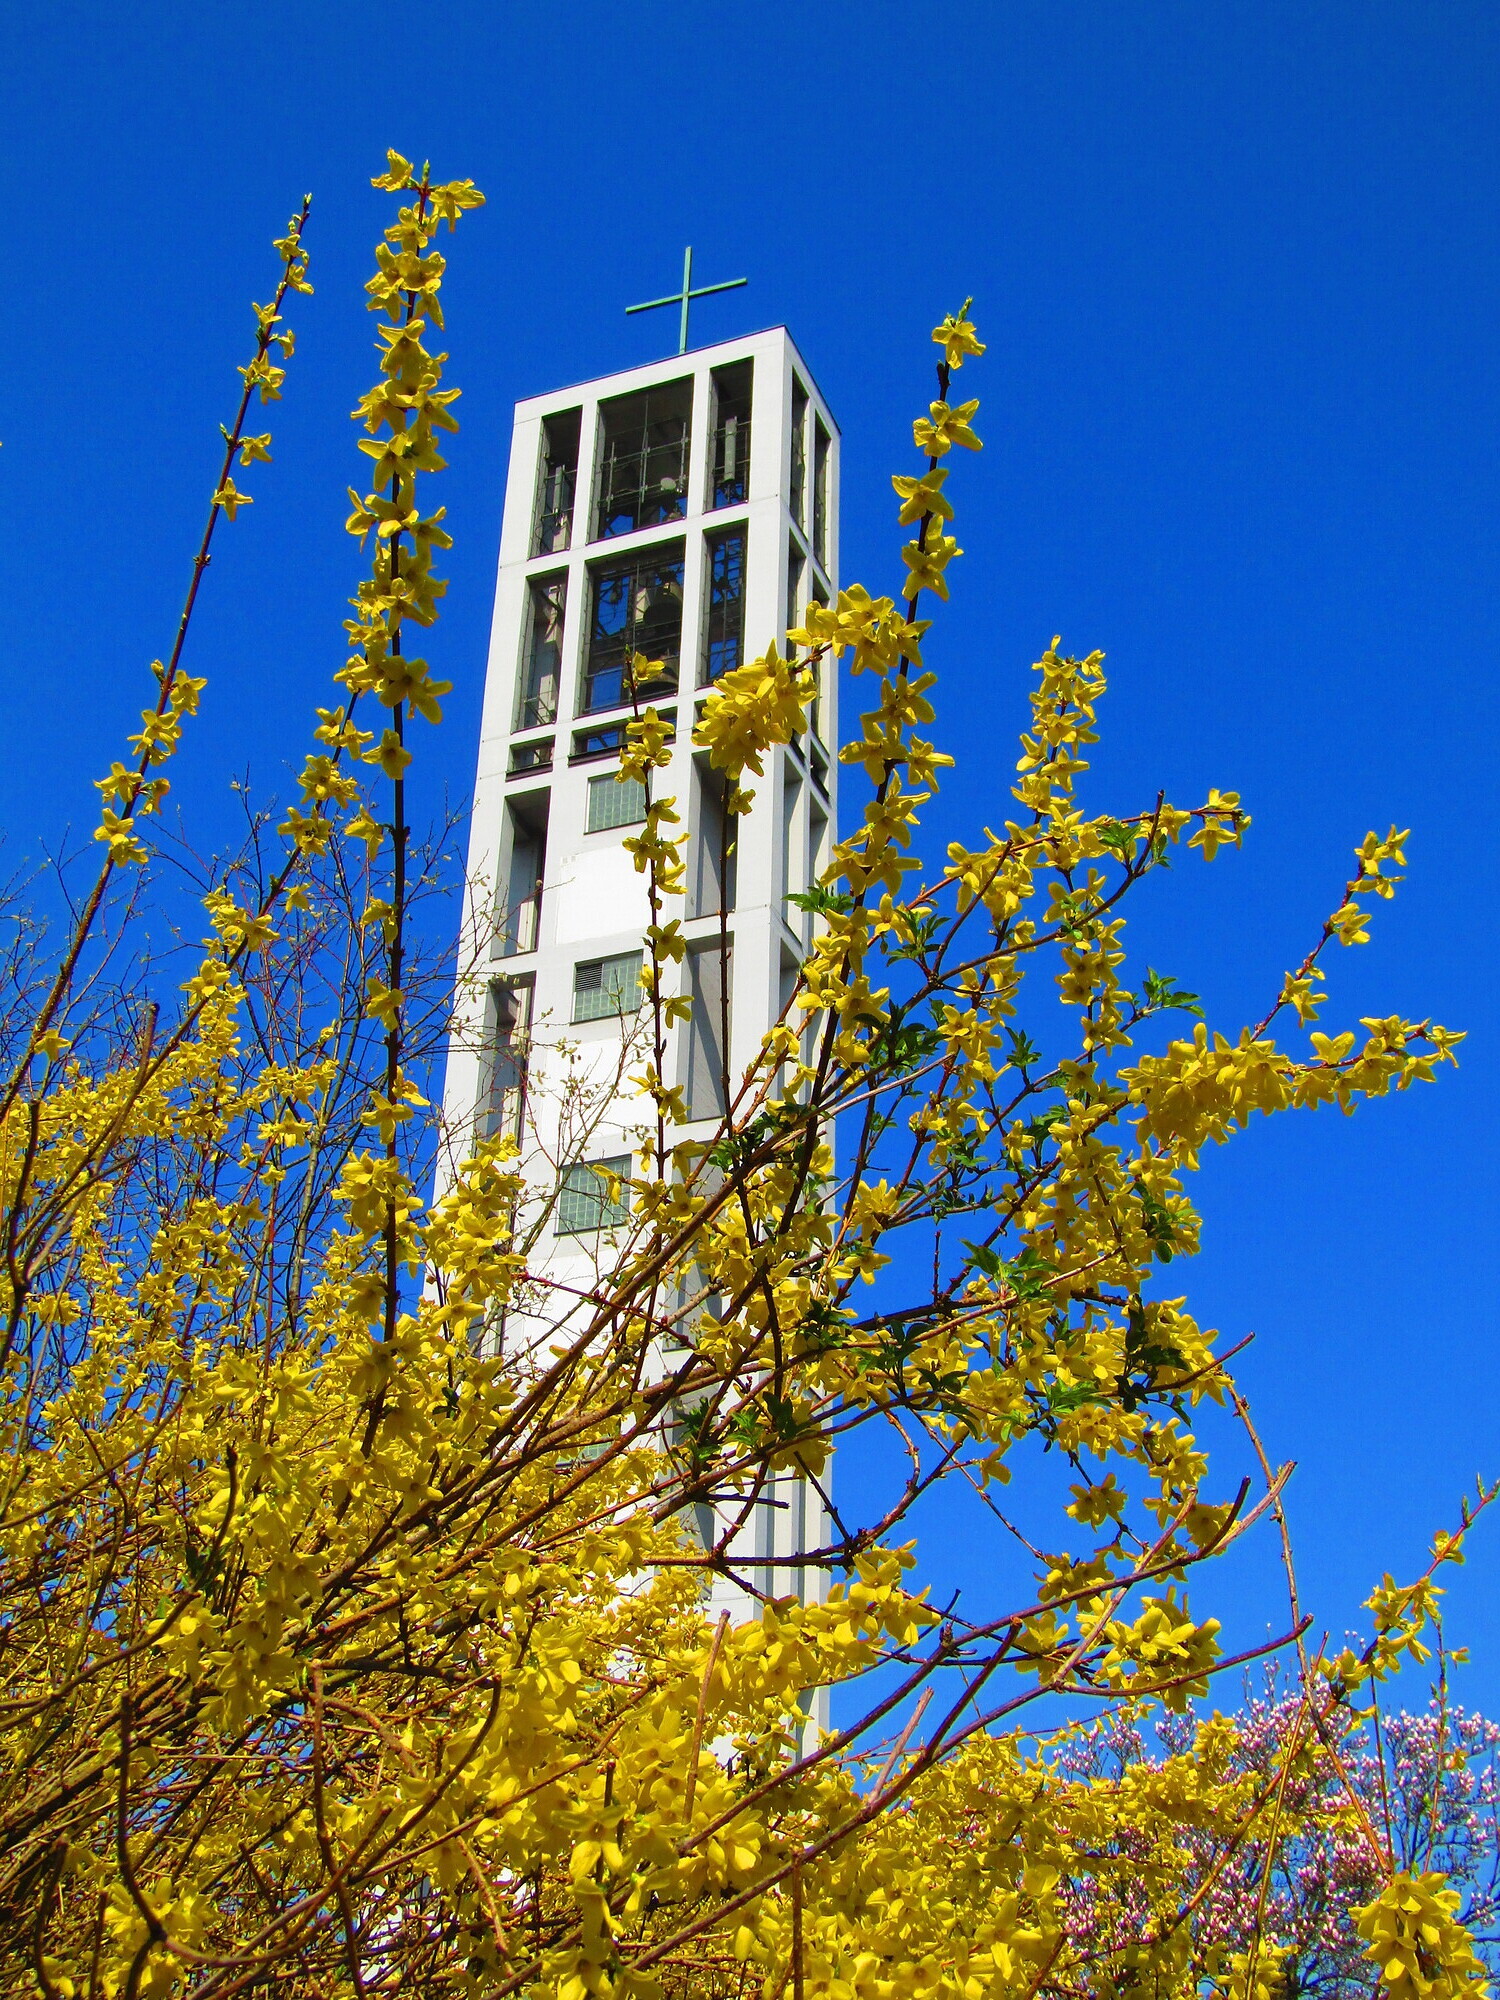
[626,247,747,356]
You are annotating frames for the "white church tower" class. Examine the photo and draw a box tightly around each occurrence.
[443,313,840,1624]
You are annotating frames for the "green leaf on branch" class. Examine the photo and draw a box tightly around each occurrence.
[1141,968,1203,1018]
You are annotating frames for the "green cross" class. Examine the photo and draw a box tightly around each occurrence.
[626,247,747,356]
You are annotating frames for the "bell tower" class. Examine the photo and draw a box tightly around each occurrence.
[444,321,839,1624]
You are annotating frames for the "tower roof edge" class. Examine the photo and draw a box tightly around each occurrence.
[512,326,840,433]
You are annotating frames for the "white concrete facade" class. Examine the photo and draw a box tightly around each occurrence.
[444,326,839,1627]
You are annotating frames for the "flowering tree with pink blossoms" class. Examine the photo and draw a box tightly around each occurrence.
[1054,1681,1500,1999]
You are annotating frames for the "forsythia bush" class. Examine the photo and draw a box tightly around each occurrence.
[0,156,1487,2000]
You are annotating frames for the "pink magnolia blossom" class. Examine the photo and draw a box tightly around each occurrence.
[1052,1680,1500,1998]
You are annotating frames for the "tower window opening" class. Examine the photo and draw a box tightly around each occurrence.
[595,379,693,540]
[781,944,818,1089]
[663,1264,723,1354]
[683,939,731,1121]
[557,1155,632,1234]
[587,771,648,832]
[807,799,829,943]
[497,792,549,958]
[779,946,804,1098]
[572,723,625,761]
[812,417,830,569]
[808,577,828,741]
[780,762,804,910]
[702,528,746,685]
[572,713,671,763]
[481,976,533,1142]
[710,360,753,509]
[785,539,805,656]
[789,378,808,531]
[517,574,565,729]
[584,547,684,714]
[573,951,644,1024]
[687,758,737,919]
[534,408,580,556]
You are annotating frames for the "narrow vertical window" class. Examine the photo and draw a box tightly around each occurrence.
[482,976,532,1141]
[780,764,803,908]
[596,381,693,539]
[710,359,753,509]
[812,418,830,569]
[752,1477,777,1600]
[788,1473,808,1605]
[584,548,684,714]
[789,378,808,530]
[806,800,828,943]
[517,575,565,729]
[497,793,549,957]
[782,946,817,1083]
[785,540,805,654]
[702,528,746,685]
[533,409,580,556]
[808,579,828,740]
[779,950,799,1023]
[664,1264,722,1354]
[778,948,802,1100]
[684,940,731,1121]
[688,758,737,919]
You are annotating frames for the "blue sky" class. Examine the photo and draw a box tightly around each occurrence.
[7,2,1498,1708]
